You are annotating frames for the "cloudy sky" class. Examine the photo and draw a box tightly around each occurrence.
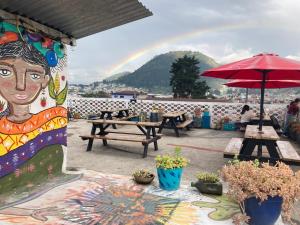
[68,0,300,84]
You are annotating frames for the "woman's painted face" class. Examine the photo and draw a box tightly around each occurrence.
[0,58,49,105]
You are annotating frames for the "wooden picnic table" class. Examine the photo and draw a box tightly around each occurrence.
[99,108,130,129]
[224,125,300,165]
[158,111,193,137]
[80,119,162,157]
[241,125,280,161]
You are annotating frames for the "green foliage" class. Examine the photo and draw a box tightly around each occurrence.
[155,147,188,169]
[191,80,210,99]
[132,169,153,178]
[81,91,110,98]
[197,172,220,183]
[56,82,68,105]
[48,76,57,99]
[170,55,200,98]
[113,51,222,93]
[48,76,68,105]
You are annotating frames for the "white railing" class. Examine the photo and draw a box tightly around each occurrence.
[67,97,287,127]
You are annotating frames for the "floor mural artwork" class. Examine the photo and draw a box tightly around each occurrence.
[0,170,285,225]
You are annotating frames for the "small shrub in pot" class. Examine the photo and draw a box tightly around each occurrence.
[191,172,223,195]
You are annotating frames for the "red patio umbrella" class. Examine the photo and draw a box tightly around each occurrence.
[224,80,300,89]
[201,53,300,131]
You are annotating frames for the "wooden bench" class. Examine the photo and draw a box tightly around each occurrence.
[80,133,162,144]
[277,141,300,165]
[224,138,243,158]
[176,119,193,129]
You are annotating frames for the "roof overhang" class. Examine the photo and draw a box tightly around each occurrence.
[0,0,152,45]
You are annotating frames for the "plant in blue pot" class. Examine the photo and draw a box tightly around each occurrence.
[155,147,188,191]
[221,158,300,225]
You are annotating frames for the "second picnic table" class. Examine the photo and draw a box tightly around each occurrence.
[158,111,193,137]
[99,108,130,129]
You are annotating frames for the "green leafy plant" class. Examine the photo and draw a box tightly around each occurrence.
[197,172,220,183]
[132,169,154,178]
[155,147,188,169]
[48,73,68,106]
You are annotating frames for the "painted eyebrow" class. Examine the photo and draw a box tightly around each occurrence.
[26,69,45,74]
[0,62,14,67]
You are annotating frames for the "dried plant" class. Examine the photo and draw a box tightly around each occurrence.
[221,159,300,224]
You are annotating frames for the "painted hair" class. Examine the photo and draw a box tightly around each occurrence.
[241,105,250,115]
[0,41,50,75]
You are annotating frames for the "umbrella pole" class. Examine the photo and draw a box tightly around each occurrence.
[259,71,267,131]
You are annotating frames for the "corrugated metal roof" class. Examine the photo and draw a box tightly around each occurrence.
[0,0,152,39]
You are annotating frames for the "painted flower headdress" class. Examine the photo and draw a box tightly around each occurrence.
[0,21,65,67]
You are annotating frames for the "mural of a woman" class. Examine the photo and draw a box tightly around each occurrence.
[0,34,67,192]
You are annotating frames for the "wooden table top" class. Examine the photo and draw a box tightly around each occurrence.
[245,125,279,140]
[163,111,186,118]
[100,108,129,113]
[88,119,160,127]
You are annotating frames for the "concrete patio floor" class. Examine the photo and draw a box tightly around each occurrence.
[67,119,300,182]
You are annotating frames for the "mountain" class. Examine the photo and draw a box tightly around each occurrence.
[113,51,224,93]
[103,71,131,82]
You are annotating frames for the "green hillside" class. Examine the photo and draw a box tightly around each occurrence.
[113,51,224,93]
[103,71,131,82]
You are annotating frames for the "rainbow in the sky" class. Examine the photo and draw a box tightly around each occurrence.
[106,20,257,75]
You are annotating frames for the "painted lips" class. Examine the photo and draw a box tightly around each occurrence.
[15,94,28,100]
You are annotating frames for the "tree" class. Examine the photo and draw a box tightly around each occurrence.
[191,81,210,99]
[170,55,200,98]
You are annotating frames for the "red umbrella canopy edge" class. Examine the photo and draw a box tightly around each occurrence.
[224,80,300,89]
[202,53,300,80]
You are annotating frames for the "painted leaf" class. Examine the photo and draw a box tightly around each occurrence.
[192,194,240,221]
[56,82,68,105]
[48,76,57,99]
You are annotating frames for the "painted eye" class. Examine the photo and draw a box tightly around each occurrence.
[0,69,11,76]
[31,74,41,80]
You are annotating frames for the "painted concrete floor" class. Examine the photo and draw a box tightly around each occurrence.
[0,119,298,225]
[0,170,286,225]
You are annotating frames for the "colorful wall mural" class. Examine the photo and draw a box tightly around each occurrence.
[0,21,68,194]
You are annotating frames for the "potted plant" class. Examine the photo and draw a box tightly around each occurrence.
[73,112,81,119]
[155,147,188,191]
[191,172,223,195]
[221,159,300,225]
[133,169,155,185]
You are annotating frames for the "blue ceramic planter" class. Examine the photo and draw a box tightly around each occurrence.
[244,196,283,225]
[157,168,183,191]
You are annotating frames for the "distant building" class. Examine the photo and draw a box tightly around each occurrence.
[112,91,139,100]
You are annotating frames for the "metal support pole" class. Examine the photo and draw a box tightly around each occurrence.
[259,71,267,131]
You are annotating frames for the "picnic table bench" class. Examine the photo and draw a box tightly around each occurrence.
[158,111,193,137]
[224,125,300,165]
[80,119,162,157]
